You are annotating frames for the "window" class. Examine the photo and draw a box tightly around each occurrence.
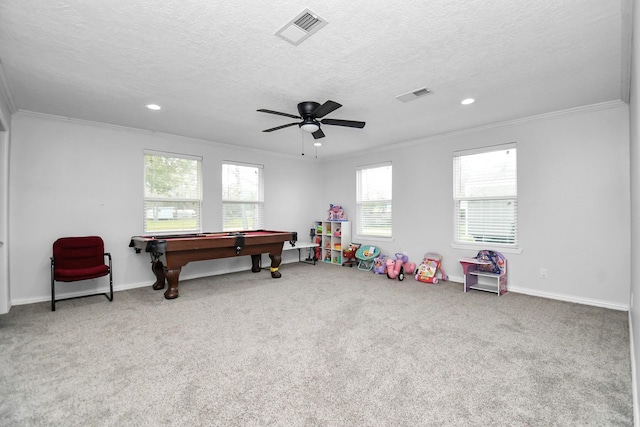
[453,144,517,246]
[356,162,392,238]
[144,151,202,234]
[222,162,264,231]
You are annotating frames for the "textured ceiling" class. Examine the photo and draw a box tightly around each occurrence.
[0,0,628,159]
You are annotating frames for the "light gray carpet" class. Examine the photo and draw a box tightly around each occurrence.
[0,262,633,426]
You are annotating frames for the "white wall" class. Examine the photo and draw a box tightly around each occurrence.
[628,0,640,422]
[320,102,630,309]
[0,122,8,314]
[0,76,11,314]
[9,112,323,304]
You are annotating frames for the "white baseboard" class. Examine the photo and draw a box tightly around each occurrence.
[507,285,629,311]
[15,268,630,311]
[13,287,116,307]
[629,312,639,427]
[11,258,306,307]
[446,275,629,311]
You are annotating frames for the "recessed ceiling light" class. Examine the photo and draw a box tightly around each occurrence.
[145,104,162,111]
[314,142,322,147]
[461,98,475,105]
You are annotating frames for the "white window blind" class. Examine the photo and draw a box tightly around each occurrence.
[143,151,202,234]
[222,162,264,231]
[356,162,392,238]
[453,144,517,246]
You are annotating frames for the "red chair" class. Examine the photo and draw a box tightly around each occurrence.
[51,236,113,311]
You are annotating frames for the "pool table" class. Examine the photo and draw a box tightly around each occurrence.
[129,230,298,299]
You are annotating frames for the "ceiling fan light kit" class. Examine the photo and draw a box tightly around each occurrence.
[300,121,320,132]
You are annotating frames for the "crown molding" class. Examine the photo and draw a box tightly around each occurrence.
[14,110,315,162]
[357,100,629,159]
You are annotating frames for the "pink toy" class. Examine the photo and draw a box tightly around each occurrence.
[386,252,415,281]
[415,252,448,284]
[328,204,347,221]
[405,261,416,275]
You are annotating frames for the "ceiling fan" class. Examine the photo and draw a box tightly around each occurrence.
[257,100,365,139]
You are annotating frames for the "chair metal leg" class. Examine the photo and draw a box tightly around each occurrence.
[105,270,113,302]
[106,253,113,302]
[51,257,56,312]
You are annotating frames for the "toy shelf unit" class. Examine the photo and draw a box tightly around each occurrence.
[459,253,507,296]
[315,220,351,266]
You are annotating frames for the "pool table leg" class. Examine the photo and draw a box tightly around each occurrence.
[269,253,282,278]
[151,260,166,290]
[251,254,261,273]
[164,268,181,299]
[249,253,282,278]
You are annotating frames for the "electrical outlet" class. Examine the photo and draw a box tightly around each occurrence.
[539,268,548,279]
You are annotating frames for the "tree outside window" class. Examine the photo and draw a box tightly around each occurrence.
[222,162,264,231]
[144,152,202,233]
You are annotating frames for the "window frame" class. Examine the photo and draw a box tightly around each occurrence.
[453,143,518,250]
[221,161,265,232]
[356,161,393,239]
[143,150,203,235]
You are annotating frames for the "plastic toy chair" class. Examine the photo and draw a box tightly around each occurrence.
[355,245,380,271]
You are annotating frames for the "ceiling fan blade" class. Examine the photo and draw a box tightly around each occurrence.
[257,109,301,119]
[320,118,366,128]
[312,128,326,139]
[311,100,342,118]
[262,122,299,132]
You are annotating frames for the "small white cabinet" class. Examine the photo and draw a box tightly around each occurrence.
[314,220,351,265]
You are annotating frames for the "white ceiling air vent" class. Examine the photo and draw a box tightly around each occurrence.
[275,9,328,46]
[396,87,432,102]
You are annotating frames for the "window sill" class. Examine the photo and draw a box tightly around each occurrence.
[354,235,394,244]
[451,242,523,254]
